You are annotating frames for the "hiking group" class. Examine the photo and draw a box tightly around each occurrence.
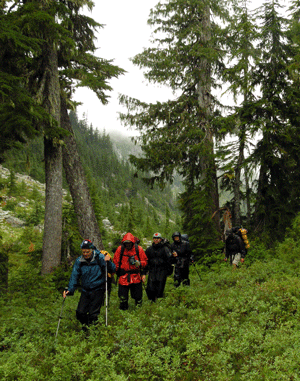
[63,227,248,328]
[63,231,194,328]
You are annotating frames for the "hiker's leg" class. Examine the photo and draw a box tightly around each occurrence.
[88,288,105,325]
[118,284,129,310]
[156,277,167,298]
[131,282,143,307]
[174,266,181,287]
[182,265,190,286]
[146,274,156,301]
[232,253,241,267]
[76,291,90,325]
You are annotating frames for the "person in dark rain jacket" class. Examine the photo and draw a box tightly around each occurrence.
[171,231,192,287]
[145,232,173,302]
[113,232,148,310]
[63,239,115,326]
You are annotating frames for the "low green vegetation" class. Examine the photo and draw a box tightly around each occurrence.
[1,217,300,380]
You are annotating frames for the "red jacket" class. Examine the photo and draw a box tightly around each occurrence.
[113,232,147,286]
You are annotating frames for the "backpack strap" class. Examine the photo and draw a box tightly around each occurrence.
[135,242,140,261]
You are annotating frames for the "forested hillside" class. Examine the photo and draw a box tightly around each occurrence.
[2,111,181,248]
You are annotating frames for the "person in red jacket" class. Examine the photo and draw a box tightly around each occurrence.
[113,232,148,310]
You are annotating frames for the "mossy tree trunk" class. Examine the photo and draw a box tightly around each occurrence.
[61,96,104,250]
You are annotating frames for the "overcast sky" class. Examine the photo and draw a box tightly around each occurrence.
[74,0,288,137]
[74,0,171,137]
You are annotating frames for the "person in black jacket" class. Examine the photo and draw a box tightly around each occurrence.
[224,227,246,268]
[171,231,192,287]
[145,232,173,301]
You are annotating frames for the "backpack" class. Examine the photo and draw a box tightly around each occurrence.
[226,227,250,251]
[181,234,189,243]
[233,227,250,250]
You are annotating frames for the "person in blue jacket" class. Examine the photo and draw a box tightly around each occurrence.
[63,239,116,326]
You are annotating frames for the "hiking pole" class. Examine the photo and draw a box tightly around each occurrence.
[55,289,67,346]
[105,261,108,327]
[191,262,202,281]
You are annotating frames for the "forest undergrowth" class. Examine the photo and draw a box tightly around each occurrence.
[2,229,300,381]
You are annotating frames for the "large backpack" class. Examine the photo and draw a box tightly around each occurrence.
[181,234,189,243]
[233,227,250,250]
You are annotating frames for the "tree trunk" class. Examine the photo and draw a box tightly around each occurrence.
[41,44,63,274]
[245,168,251,224]
[61,96,104,250]
[234,132,245,227]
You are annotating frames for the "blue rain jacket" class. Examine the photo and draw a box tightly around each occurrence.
[67,250,116,294]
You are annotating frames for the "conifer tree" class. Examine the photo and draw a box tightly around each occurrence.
[120,0,229,256]
[1,0,124,272]
[217,0,259,226]
[0,2,49,162]
[251,0,300,234]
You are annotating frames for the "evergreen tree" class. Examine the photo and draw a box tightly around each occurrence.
[251,0,300,235]
[1,1,124,273]
[120,0,229,255]
[0,2,49,162]
[216,0,260,226]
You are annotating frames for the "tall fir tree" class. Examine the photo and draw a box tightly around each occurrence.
[216,0,260,227]
[119,0,230,257]
[250,0,300,236]
[1,0,124,273]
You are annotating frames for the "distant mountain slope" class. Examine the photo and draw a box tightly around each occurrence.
[2,112,182,240]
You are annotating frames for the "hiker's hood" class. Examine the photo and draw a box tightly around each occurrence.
[121,232,136,244]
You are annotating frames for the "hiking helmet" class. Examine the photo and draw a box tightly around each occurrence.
[80,239,95,250]
[172,231,181,240]
[153,232,162,239]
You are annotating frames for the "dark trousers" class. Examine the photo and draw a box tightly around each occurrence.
[76,288,105,325]
[118,283,143,310]
[174,265,190,287]
[146,272,167,301]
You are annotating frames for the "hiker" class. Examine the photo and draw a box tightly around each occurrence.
[171,231,192,287]
[145,232,173,302]
[63,239,116,326]
[224,227,246,268]
[113,232,148,310]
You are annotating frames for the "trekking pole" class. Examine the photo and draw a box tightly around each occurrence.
[55,289,67,346]
[105,262,108,327]
[191,262,202,281]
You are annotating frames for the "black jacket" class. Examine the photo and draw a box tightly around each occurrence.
[171,240,191,259]
[171,239,192,269]
[145,243,172,275]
